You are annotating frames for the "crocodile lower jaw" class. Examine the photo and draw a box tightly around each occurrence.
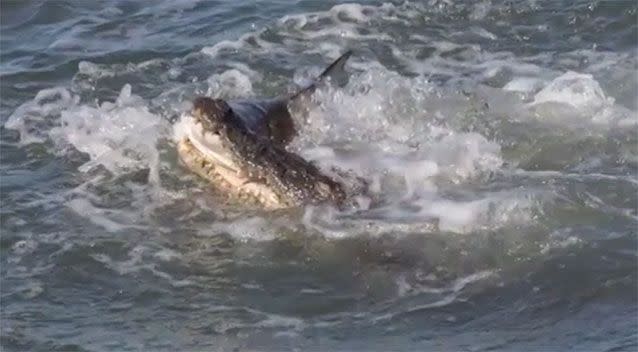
[177,138,289,210]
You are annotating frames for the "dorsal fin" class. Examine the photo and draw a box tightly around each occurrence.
[224,51,353,148]
[289,50,353,101]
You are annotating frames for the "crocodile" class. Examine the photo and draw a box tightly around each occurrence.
[176,51,354,210]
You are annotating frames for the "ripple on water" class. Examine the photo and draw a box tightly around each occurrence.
[1,0,637,351]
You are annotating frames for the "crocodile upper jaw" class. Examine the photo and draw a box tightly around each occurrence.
[182,114,238,172]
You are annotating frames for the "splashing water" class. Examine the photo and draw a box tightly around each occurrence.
[2,1,637,351]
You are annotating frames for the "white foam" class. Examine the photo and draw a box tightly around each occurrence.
[8,0,634,244]
[6,82,180,232]
[201,31,272,58]
[470,1,492,20]
[529,71,636,126]
[472,26,498,40]
[78,61,116,78]
[276,54,538,236]
[427,132,503,182]
[66,198,145,233]
[201,216,280,242]
[540,234,582,255]
[52,85,168,183]
[532,71,613,112]
[210,306,305,334]
[7,83,169,181]
[373,270,497,323]
[419,191,536,233]
[329,4,371,23]
[503,77,544,92]
[5,87,79,144]
[91,245,146,275]
[11,237,38,257]
[206,69,255,98]
[292,67,503,190]
[153,248,182,261]
[91,245,194,287]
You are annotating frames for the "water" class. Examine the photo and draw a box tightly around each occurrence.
[1,0,637,350]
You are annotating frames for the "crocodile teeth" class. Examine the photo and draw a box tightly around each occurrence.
[184,119,238,173]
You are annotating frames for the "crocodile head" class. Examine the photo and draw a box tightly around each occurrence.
[177,97,346,209]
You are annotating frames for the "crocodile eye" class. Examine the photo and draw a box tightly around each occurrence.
[315,182,331,194]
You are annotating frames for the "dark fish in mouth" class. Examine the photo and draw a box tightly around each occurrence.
[176,51,353,209]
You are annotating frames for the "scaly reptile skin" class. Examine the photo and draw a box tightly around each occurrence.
[177,97,346,209]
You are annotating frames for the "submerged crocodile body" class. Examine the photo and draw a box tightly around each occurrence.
[176,52,353,209]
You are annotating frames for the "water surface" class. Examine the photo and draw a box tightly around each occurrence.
[1,1,637,351]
